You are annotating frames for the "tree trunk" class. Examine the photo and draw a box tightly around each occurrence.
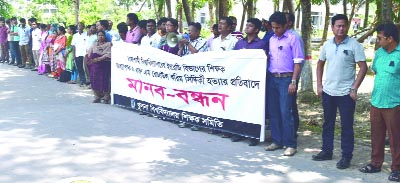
[247,0,254,18]
[348,0,358,30]
[382,0,393,23]
[74,0,79,25]
[342,0,347,16]
[274,0,279,12]
[300,0,313,92]
[219,0,229,18]
[191,0,195,22]
[296,2,301,29]
[240,0,248,32]
[155,0,164,20]
[176,0,183,32]
[363,0,369,28]
[166,0,172,18]
[320,0,330,47]
[215,0,220,23]
[182,0,193,24]
[282,0,295,13]
[208,0,215,25]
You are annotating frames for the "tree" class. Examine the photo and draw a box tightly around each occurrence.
[117,0,138,11]
[208,0,214,24]
[382,0,393,23]
[282,0,295,13]
[166,0,173,17]
[363,0,370,28]
[181,0,193,23]
[218,0,230,18]
[0,0,13,18]
[300,0,313,92]
[318,0,340,46]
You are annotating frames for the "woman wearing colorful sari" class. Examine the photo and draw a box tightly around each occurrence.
[52,26,67,79]
[46,24,57,77]
[37,24,48,74]
[87,30,112,104]
[65,25,77,83]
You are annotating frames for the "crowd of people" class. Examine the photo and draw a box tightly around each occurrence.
[0,11,399,181]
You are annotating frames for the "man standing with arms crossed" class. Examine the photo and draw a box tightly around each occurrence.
[312,14,367,169]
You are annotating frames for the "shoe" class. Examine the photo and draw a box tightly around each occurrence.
[8,62,14,65]
[24,65,31,69]
[283,147,297,156]
[190,126,200,131]
[249,139,259,146]
[31,68,38,71]
[209,130,220,134]
[92,98,101,103]
[221,133,231,138]
[312,151,333,161]
[389,170,400,182]
[18,64,25,68]
[178,122,187,128]
[67,80,77,84]
[231,135,244,142]
[336,158,351,169]
[264,143,283,151]
[103,99,110,104]
[359,164,381,173]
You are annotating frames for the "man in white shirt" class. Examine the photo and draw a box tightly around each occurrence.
[30,20,41,71]
[72,22,88,86]
[211,17,238,52]
[17,18,31,69]
[108,20,120,42]
[140,19,161,48]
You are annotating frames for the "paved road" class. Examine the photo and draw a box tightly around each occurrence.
[0,64,391,183]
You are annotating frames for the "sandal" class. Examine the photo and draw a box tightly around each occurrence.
[389,170,400,182]
[359,164,381,173]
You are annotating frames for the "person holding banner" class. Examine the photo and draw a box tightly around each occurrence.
[176,22,208,130]
[87,30,112,104]
[264,12,304,156]
[211,17,238,52]
[140,19,161,48]
[209,16,238,137]
[231,18,267,146]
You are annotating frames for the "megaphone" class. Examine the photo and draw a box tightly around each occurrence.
[166,32,183,47]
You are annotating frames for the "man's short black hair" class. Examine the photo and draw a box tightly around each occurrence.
[220,16,233,27]
[331,14,348,26]
[68,25,76,34]
[376,23,399,43]
[147,19,156,25]
[157,17,168,26]
[28,18,37,23]
[19,18,26,23]
[117,22,128,33]
[167,18,178,27]
[188,22,201,32]
[127,13,139,24]
[10,17,17,21]
[228,16,237,22]
[40,23,47,29]
[99,20,109,30]
[269,12,286,26]
[138,20,147,29]
[247,18,262,32]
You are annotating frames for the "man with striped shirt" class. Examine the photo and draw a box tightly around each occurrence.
[178,22,208,56]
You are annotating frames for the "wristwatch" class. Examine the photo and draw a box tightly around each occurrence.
[350,88,357,93]
[291,80,297,85]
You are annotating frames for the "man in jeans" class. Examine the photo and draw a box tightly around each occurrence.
[17,18,31,69]
[264,12,304,156]
[312,14,367,169]
[8,17,21,66]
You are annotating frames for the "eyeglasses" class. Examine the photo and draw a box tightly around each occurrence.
[377,36,388,41]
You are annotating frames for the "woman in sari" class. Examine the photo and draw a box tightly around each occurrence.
[52,26,67,79]
[46,24,57,77]
[87,30,112,104]
[37,24,48,74]
[65,25,77,83]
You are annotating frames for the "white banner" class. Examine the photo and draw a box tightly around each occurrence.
[111,42,267,141]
